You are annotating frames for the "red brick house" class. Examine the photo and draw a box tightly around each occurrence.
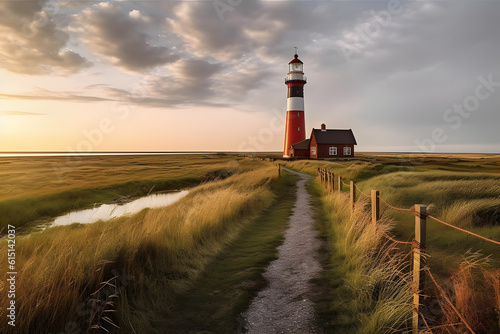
[289,124,357,159]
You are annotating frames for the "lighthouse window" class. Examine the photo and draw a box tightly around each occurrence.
[298,127,300,131]
[344,147,352,155]
[297,112,300,117]
[329,147,337,155]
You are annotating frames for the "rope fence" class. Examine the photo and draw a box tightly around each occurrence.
[317,168,500,247]
[316,167,499,333]
[354,182,371,198]
[427,214,500,246]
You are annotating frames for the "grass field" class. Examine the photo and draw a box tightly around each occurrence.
[154,172,298,333]
[0,154,284,333]
[285,153,500,333]
[1,152,499,333]
[0,154,255,231]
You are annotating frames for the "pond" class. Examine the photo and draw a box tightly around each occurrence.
[51,191,189,227]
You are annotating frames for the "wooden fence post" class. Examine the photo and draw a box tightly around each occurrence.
[278,163,281,177]
[371,190,380,225]
[412,204,427,334]
[350,181,356,213]
[338,176,342,193]
[330,172,334,194]
[326,171,330,192]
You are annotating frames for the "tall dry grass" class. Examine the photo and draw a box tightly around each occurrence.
[0,154,244,201]
[0,154,264,230]
[435,252,500,334]
[321,188,413,333]
[0,164,278,333]
[292,158,500,332]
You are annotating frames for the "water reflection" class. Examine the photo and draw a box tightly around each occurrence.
[51,191,189,227]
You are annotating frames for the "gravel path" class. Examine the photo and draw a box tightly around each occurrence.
[240,168,322,334]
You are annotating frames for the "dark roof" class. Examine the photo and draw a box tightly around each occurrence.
[290,139,310,150]
[311,129,357,145]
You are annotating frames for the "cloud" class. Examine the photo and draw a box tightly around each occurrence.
[316,1,500,151]
[106,59,228,108]
[167,1,297,62]
[1,1,499,152]
[0,111,47,116]
[76,2,178,72]
[0,88,114,102]
[0,0,91,74]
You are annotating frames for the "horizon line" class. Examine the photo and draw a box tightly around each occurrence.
[0,151,499,155]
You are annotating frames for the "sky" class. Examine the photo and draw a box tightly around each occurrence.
[0,0,499,153]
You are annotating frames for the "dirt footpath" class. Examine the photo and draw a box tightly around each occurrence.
[240,168,322,333]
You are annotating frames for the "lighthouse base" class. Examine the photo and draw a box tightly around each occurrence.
[283,110,306,157]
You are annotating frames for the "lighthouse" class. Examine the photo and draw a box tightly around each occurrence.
[283,52,307,157]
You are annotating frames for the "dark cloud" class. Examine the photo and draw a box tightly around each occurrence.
[167,2,262,61]
[147,59,221,101]
[166,1,366,62]
[106,59,228,107]
[1,0,499,152]
[0,0,91,74]
[77,3,178,72]
[291,1,500,151]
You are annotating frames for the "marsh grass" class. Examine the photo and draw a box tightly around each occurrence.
[287,155,500,332]
[360,171,500,219]
[0,163,279,333]
[0,154,241,201]
[433,252,500,333]
[0,176,201,231]
[155,172,299,333]
[318,183,413,333]
[0,154,260,231]
[294,154,500,333]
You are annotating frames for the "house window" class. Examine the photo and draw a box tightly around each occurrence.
[329,146,337,155]
[310,146,317,156]
[344,146,352,155]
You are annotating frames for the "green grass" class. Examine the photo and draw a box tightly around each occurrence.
[153,172,299,333]
[0,176,201,231]
[0,154,263,231]
[0,161,282,333]
[313,183,413,333]
[3,153,500,333]
[286,153,500,333]
[306,179,359,333]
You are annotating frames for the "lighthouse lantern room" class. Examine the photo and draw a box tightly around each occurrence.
[283,52,307,157]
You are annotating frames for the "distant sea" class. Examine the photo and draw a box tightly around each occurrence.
[0,152,216,157]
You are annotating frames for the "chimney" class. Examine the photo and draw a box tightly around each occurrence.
[321,123,326,131]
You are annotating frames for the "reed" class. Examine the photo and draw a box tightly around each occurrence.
[319,188,412,333]
[0,163,278,333]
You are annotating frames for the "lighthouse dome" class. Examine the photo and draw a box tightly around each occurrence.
[289,54,303,64]
[288,54,303,73]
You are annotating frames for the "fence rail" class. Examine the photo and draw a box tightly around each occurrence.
[316,167,500,334]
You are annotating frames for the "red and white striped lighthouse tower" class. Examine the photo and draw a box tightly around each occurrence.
[283,52,307,157]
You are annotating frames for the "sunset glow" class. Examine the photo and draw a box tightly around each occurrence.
[1,1,499,153]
